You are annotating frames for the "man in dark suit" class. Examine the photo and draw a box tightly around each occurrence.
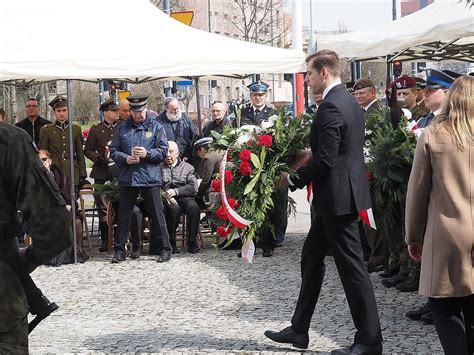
[265,50,382,354]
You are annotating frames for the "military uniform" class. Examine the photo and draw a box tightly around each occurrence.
[235,103,276,127]
[0,124,71,353]
[410,102,429,121]
[84,98,120,251]
[39,121,86,186]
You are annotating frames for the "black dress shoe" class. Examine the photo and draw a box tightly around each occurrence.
[262,248,273,257]
[274,240,284,248]
[157,250,171,262]
[406,302,430,321]
[111,253,126,264]
[420,311,434,324]
[395,277,419,292]
[264,326,309,349]
[331,343,382,354]
[171,247,180,255]
[381,273,408,288]
[379,268,399,278]
[130,250,140,259]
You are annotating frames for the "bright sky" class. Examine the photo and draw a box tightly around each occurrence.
[300,0,394,32]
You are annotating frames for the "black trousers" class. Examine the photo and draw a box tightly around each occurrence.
[164,197,200,247]
[291,213,382,345]
[260,186,289,249]
[429,295,474,355]
[116,186,170,254]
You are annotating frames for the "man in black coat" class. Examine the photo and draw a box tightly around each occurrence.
[15,98,51,146]
[265,50,382,354]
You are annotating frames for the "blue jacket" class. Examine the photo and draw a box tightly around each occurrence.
[109,113,168,187]
[156,111,196,159]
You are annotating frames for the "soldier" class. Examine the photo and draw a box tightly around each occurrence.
[109,95,171,263]
[0,124,71,353]
[392,75,428,120]
[15,98,51,146]
[84,98,120,252]
[235,81,275,127]
[39,95,87,191]
[353,79,384,117]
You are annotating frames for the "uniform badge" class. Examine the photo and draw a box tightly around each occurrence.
[145,131,152,139]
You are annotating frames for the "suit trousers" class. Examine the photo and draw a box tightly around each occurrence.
[429,295,474,355]
[291,213,382,345]
[116,186,170,254]
[164,197,200,248]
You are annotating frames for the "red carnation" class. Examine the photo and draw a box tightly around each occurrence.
[239,149,252,162]
[216,206,228,221]
[258,134,273,148]
[217,225,231,238]
[211,179,221,192]
[239,161,252,176]
[227,198,238,209]
[224,170,234,184]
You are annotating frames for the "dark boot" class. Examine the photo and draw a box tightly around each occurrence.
[406,302,430,321]
[396,276,419,292]
[98,221,108,252]
[381,272,408,288]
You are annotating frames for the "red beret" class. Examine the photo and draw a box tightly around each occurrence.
[391,75,416,89]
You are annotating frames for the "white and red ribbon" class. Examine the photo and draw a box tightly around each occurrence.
[219,148,253,229]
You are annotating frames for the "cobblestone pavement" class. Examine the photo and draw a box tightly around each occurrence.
[29,234,442,354]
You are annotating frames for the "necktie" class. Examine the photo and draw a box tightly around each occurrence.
[426,112,434,126]
[254,109,260,119]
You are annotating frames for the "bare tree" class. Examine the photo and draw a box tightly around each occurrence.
[71,81,99,124]
[229,0,290,46]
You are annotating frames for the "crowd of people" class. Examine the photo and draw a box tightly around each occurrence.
[1,50,472,353]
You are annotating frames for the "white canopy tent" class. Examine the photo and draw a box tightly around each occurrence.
[0,0,305,84]
[316,1,474,62]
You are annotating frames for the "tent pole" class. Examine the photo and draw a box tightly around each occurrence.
[194,77,202,137]
[66,79,78,265]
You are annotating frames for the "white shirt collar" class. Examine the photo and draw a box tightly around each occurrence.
[253,105,264,113]
[322,79,342,100]
[433,108,442,116]
[364,99,378,111]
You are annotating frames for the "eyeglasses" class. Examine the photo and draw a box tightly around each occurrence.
[40,157,50,161]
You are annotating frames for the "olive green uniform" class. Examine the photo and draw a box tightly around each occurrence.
[0,124,71,353]
[84,121,118,181]
[39,121,86,186]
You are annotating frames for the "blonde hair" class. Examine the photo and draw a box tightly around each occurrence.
[434,76,474,151]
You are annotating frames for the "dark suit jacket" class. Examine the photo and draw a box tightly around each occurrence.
[293,84,371,216]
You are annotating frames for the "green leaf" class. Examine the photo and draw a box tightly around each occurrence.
[244,172,261,195]
[250,152,261,170]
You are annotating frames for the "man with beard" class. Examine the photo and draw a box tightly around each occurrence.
[15,98,51,146]
[84,98,121,252]
[39,95,87,192]
[266,50,382,354]
[156,97,196,161]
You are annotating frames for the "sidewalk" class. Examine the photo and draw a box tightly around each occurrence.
[29,190,442,354]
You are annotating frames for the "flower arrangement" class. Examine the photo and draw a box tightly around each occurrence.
[209,110,312,261]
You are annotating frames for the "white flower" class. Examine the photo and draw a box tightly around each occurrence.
[261,120,274,129]
[240,125,261,134]
[401,108,412,120]
[235,134,251,147]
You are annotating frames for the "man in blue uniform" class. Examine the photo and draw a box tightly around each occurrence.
[109,96,171,263]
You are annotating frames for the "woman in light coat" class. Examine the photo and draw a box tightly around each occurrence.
[405,75,473,355]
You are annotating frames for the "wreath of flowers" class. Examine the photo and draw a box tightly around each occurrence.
[208,110,312,259]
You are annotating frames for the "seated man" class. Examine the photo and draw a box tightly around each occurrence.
[161,141,200,254]
[193,137,225,209]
